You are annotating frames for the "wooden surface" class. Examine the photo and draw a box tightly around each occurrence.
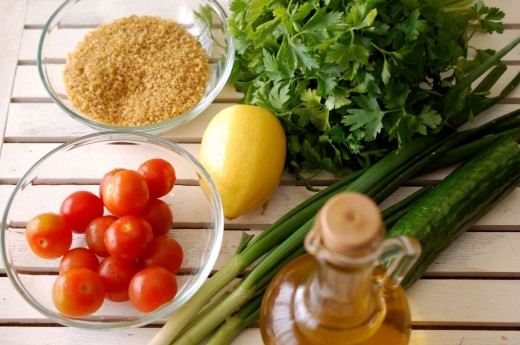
[1,0,519,344]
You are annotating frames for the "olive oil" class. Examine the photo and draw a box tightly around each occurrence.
[260,192,420,345]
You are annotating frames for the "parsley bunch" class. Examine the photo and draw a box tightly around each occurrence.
[228,0,506,176]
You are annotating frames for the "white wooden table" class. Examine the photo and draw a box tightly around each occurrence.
[1,0,519,344]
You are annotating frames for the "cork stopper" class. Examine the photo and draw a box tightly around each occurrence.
[319,192,383,255]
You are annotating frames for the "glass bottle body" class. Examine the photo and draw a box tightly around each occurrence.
[260,254,412,345]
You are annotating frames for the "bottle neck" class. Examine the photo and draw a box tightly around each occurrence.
[311,257,378,324]
[295,254,383,331]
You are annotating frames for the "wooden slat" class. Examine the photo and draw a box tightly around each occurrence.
[4,102,233,142]
[21,0,520,26]
[1,185,519,231]
[4,100,520,143]
[237,329,520,345]
[408,280,520,326]
[0,185,223,226]
[0,141,452,184]
[24,0,233,27]
[0,184,309,228]
[4,229,520,277]
[0,0,26,154]
[411,330,520,345]
[19,27,520,64]
[1,327,519,345]
[425,232,520,276]
[24,0,67,27]
[10,64,520,106]
[0,274,192,323]
[234,329,520,345]
[0,143,203,184]
[2,277,519,326]
[0,227,260,273]
[0,142,339,187]
[0,327,159,344]
[0,140,516,189]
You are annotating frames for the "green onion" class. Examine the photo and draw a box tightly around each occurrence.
[147,38,520,345]
[164,109,519,345]
[205,295,262,345]
[174,246,307,345]
[146,170,364,345]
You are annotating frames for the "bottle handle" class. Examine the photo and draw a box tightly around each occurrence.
[377,236,421,290]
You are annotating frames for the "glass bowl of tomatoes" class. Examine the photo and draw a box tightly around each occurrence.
[0,131,224,329]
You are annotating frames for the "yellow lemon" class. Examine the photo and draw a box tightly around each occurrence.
[200,105,287,219]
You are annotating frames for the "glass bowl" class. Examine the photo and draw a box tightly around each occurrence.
[1,132,224,329]
[37,0,234,134]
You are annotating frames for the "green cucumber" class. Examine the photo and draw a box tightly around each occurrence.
[387,134,520,289]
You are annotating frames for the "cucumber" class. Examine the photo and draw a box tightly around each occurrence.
[387,134,520,289]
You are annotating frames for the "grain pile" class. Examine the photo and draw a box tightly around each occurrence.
[63,15,209,127]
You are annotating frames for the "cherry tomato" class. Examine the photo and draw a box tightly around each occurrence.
[60,190,105,234]
[139,236,183,274]
[104,215,153,262]
[97,256,140,302]
[137,158,176,198]
[140,198,173,236]
[59,247,100,275]
[85,215,118,257]
[52,268,105,317]
[26,213,72,259]
[128,266,178,313]
[101,169,149,216]
[99,168,126,200]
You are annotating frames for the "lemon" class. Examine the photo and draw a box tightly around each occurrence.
[200,105,287,219]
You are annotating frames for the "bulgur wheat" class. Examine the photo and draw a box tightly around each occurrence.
[63,15,209,127]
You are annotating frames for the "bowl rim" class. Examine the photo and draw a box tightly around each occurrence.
[37,0,235,134]
[0,130,225,330]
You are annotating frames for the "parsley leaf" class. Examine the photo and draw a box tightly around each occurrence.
[279,36,319,70]
[343,95,385,141]
[472,0,505,34]
[228,0,511,177]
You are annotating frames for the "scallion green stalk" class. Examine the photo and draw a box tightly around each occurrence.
[172,246,307,345]
[165,110,520,345]
[424,125,520,173]
[205,295,262,345]
[147,39,520,345]
[146,171,363,345]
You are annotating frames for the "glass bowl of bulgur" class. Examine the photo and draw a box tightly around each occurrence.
[1,131,224,329]
[37,0,234,134]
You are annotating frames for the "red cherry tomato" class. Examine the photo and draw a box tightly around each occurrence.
[60,191,104,234]
[85,215,118,257]
[26,213,72,259]
[139,236,184,274]
[59,247,100,275]
[140,198,173,236]
[99,168,126,200]
[101,170,149,216]
[52,268,105,317]
[97,256,140,302]
[137,158,176,198]
[128,266,178,313]
[104,215,153,262]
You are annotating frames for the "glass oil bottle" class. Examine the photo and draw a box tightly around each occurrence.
[260,192,421,345]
